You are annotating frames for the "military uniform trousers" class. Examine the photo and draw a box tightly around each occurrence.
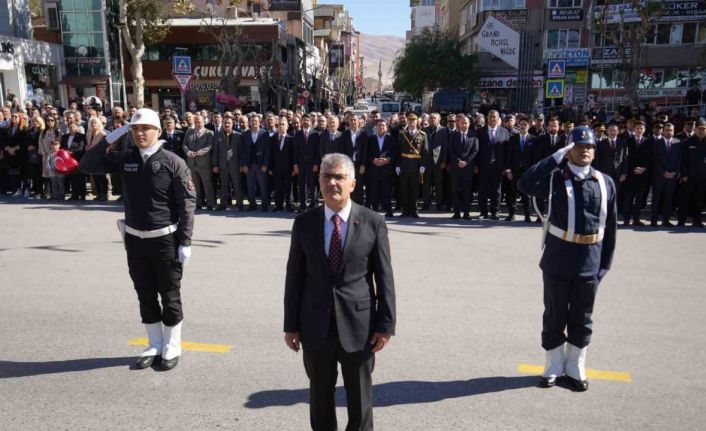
[450,164,473,214]
[125,231,183,326]
[542,272,599,350]
[423,163,444,208]
[303,320,374,431]
[399,158,422,214]
[219,163,245,209]
[678,179,706,224]
[477,161,504,215]
[192,166,215,208]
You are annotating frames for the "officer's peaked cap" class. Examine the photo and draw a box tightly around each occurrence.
[570,125,596,146]
[129,108,161,129]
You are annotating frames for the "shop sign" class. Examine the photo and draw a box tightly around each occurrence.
[189,82,221,91]
[549,8,583,21]
[30,66,50,75]
[193,65,261,79]
[0,42,15,55]
[636,88,687,98]
[543,48,590,67]
[478,75,544,89]
[65,57,102,64]
[572,86,587,104]
[475,16,520,69]
[591,47,632,65]
[483,10,528,24]
[593,1,706,24]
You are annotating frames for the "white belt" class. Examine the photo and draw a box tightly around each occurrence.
[125,223,177,239]
[548,225,604,245]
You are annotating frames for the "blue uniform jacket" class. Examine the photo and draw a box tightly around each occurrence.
[518,155,617,278]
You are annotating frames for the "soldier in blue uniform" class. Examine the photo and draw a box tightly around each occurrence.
[518,125,617,392]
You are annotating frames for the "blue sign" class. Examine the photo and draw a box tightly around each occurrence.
[543,48,590,67]
[173,56,192,75]
[545,79,565,99]
[548,60,565,78]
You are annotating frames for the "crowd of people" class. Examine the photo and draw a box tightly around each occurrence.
[1,99,705,227]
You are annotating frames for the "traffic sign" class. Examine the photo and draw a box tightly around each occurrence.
[173,73,194,92]
[173,56,192,75]
[545,79,564,99]
[548,60,565,78]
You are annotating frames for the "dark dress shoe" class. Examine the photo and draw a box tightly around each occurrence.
[216,205,226,211]
[160,356,180,371]
[463,213,472,220]
[565,376,589,392]
[539,376,557,388]
[206,206,214,211]
[505,214,514,222]
[297,207,306,213]
[662,220,674,227]
[489,213,500,220]
[135,355,159,369]
[633,219,645,226]
[650,220,658,227]
[480,213,488,219]
[623,219,631,226]
[286,206,296,212]
[451,213,461,219]
[695,221,705,227]
[535,217,542,223]
[385,211,394,218]
[524,215,532,223]
[399,212,409,218]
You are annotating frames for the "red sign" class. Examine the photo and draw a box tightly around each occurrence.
[173,73,194,92]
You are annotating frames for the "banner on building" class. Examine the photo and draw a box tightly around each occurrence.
[550,8,583,21]
[593,1,706,24]
[591,47,632,65]
[475,16,520,69]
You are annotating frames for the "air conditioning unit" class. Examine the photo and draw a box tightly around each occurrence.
[45,2,60,31]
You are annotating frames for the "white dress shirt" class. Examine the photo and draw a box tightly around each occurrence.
[139,141,163,162]
[323,200,352,256]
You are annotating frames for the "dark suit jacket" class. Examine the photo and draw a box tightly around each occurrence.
[241,128,271,167]
[652,137,681,176]
[623,136,653,176]
[533,133,566,165]
[319,130,344,157]
[505,133,535,173]
[593,136,627,180]
[477,126,509,169]
[293,129,320,167]
[61,132,87,161]
[340,129,368,166]
[284,203,396,352]
[160,129,185,159]
[424,125,450,166]
[270,132,294,175]
[367,133,396,172]
[212,130,242,169]
[447,129,479,166]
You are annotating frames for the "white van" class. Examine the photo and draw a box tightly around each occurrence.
[379,101,401,119]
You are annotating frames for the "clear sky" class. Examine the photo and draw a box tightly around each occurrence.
[317,0,409,38]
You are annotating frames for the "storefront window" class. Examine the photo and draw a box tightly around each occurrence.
[24,64,59,104]
[61,0,106,76]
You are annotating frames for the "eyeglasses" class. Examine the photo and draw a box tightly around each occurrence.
[321,173,348,182]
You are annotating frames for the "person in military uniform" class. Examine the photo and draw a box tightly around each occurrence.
[518,125,617,392]
[678,119,706,227]
[395,112,428,218]
[79,108,196,371]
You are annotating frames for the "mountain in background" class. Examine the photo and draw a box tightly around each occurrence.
[359,33,405,90]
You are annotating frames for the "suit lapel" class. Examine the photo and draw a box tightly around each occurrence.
[315,207,330,275]
[338,203,360,275]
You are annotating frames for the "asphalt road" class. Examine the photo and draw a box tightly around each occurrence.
[1,197,704,430]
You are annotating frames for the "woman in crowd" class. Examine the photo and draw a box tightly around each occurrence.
[4,112,29,197]
[23,115,45,197]
[62,122,87,200]
[86,116,108,201]
[39,115,60,199]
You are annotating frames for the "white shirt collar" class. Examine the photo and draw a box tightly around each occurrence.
[324,199,352,224]
[568,162,591,180]
[139,141,163,160]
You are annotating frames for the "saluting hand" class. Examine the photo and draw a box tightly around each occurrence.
[370,333,391,353]
[284,332,300,352]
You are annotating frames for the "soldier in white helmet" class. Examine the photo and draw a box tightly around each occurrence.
[80,108,196,371]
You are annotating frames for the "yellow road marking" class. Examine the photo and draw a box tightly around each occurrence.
[128,338,233,354]
[517,364,632,382]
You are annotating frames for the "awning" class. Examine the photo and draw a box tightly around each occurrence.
[60,75,110,86]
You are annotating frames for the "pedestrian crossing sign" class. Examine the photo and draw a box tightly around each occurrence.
[173,55,192,75]
[548,60,565,78]
[545,79,564,99]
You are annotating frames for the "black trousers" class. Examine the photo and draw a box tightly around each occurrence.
[219,164,245,208]
[623,173,650,221]
[651,176,677,222]
[423,163,444,208]
[542,272,599,350]
[70,171,86,198]
[450,165,473,214]
[507,170,530,216]
[273,171,293,208]
[352,162,365,205]
[125,232,183,326]
[92,174,109,198]
[298,164,318,208]
[303,324,374,431]
[478,162,503,215]
[678,179,706,224]
[366,168,392,212]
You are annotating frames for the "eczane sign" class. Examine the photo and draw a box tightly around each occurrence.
[475,16,520,69]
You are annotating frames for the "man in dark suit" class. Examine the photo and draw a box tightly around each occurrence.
[476,110,510,219]
[284,152,396,431]
[183,114,215,210]
[241,115,272,211]
[505,116,535,222]
[530,117,566,221]
[423,113,450,211]
[319,116,344,157]
[293,114,321,212]
[447,114,478,220]
[651,123,681,226]
[212,116,244,211]
[341,114,368,205]
[622,121,652,225]
[160,117,185,159]
[271,117,295,212]
[366,119,395,217]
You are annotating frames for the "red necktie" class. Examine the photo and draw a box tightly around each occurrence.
[329,214,342,274]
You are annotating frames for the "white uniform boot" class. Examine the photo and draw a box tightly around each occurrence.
[161,321,182,370]
[540,344,565,387]
[135,322,163,369]
[565,344,589,392]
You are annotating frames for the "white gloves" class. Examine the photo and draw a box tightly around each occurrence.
[419,167,426,174]
[395,167,401,176]
[178,245,192,267]
[552,143,574,164]
[106,125,130,144]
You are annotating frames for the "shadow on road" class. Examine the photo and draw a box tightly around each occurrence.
[0,357,136,378]
[244,376,538,408]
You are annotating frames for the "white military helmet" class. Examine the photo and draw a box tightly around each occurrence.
[129,108,161,129]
